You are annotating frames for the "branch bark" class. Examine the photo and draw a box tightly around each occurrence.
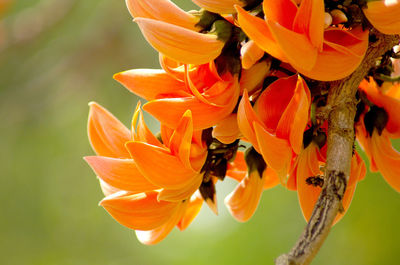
[275,31,400,265]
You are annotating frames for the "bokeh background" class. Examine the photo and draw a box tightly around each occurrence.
[1,1,399,264]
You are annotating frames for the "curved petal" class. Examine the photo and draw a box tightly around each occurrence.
[168,110,194,169]
[240,40,265,70]
[143,79,239,130]
[212,113,241,144]
[237,90,264,151]
[363,0,400,34]
[157,173,203,202]
[100,191,180,230]
[254,75,298,132]
[113,69,189,101]
[355,121,378,172]
[296,144,322,222]
[296,41,367,81]
[135,18,224,65]
[371,131,400,192]
[323,27,369,58]
[276,75,311,154]
[135,200,188,245]
[253,122,292,181]
[85,156,159,193]
[225,171,265,222]
[262,0,298,29]
[235,5,288,62]
[240,60,271,95]
[126,142,198,189]
[126,0,199,30]
[88,102,131,158]
[99,179,121,197]
[263,167,280,190]
[292,0,324,50]
[226,151,247,182]
[266,19,318,71]
[131,104,162,147]
[177,193,203,231]
[193,0,244,14]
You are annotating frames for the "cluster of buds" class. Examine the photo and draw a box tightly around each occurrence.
[85,0,400,244]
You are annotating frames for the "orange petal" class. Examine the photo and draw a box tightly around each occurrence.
[266,19,318,71]
[85,156,159,193]
[126,141,198,189]
[99,179,121,197]
[254,76,298,132]
[193,0,244,14]
[177,193,203,231]
[371,131,400,192]
[100,191,180,230]
[131,103,162,147]
[88,102,131,158]
[135,18,224,65]
[323,27,369,58]
[363,0,400,34]
[143,79,239,130]
[212,113,241,144]
[240,40,265,69]
[292,0,324,50]
[262,0,298,29]
[276,76,311,154]
[113,69,189,101]
[296,144,322,221]
[225,170,265,222]
[157,173,203,202]
[263,166,281,190]
[235,5,288,62]
[355,121,378,172]
[253,122,292,181]
[168,110,194,169]
[240,60,271,95]
[296,42,367,81]
[126,0,199,30]
[237,90,264,151]
[135,200,189,245]
[226,151,247,182]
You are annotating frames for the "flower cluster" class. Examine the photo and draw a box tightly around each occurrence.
[85,0,400,244]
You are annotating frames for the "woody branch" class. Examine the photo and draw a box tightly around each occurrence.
[275,31,400,265]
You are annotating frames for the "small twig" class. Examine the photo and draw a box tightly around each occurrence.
[275,31,400,265]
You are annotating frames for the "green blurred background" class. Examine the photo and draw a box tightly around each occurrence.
[1,1,399,264]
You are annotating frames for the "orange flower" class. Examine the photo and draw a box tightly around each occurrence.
[225,150,279,222]
[85,103,206,244]
[292,142,366,224]
[363,0,400,34]
[114,59,240,130]
[126,0,200,30]
[235,0,369,81]
[356,79,400,192]
[193,0,245,14]
[237,75,311,181]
